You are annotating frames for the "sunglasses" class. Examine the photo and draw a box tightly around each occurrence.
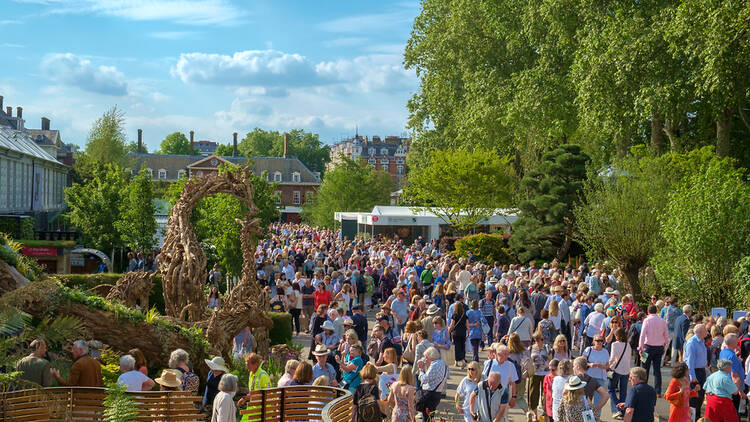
[468,368,476,372]
[594,339,604,343]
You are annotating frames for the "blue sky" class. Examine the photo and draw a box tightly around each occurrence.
[1,0,420,151]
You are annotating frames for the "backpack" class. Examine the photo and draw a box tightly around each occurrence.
[356,276,366,294]
[357,383,382,422]
[627,323,641,350]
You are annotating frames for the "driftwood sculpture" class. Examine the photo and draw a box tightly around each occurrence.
[159,166,272,358]
[106,271,154,310]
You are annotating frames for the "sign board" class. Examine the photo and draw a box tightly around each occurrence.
[733,311,747,321]
[372,215,379,222]
[71,253,84,267]
[378,372,399,400]
[388,216,417,225]
[22,246,58,257]
[711,307,727,319]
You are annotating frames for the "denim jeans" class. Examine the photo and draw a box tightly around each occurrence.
[608,372,629,414]
[592,376,607,418]
[642,345,664,394]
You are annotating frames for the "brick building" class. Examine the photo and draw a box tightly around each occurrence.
[329,134,409,185]
[129,131,321,222]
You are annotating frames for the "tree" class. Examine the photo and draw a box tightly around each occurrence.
[75,107,129,181]
[158,132,196,155]
[654,157,750,310]
[215,144,234,156]
[403,147,515,233]
[65,164,127,253]
[574,151,671,302]
[126,141,147,154]
[116,169,156,252]
[509,144,590,262]
[239,128,331,174]
[302,156,393,228]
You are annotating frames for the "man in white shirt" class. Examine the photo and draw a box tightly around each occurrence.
[117,354,154,392]
[458,265,472,293]
[481,345,518,409]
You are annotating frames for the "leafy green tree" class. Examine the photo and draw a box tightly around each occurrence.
[215,143,234,156]
[116,169,156,252]
[158,132,196,155]
[239,128,330,174]
[575,150,671,302]
[125,141,147,154]
[65,164,127,254]
[403,147,514,233]
[654,157,750,310]
[75,107,129,182]
[509,144,590,262]
[302,156,393,228]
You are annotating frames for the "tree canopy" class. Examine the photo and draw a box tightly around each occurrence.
[115,169,157,252]
[302,156,393,228]
[239,128,330,174]
[74,106,130,182]
[158,132,196,155]
[403,147,515,233]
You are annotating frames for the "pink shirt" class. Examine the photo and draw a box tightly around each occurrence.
[638,314,669,351]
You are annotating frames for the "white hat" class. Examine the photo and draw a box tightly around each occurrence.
[342,317,354,326]
[322,320,336,331]
[489,277,498,284]
[612,290,620,296]
[312,344,329,356]
[426,304,440,315]
[605,287,614,294]
[564,375,587,391]
[155,369,183,388]
[204,356,228,372]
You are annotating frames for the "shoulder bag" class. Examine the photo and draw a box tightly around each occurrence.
[607,343,628,381]
[415,363,448,412]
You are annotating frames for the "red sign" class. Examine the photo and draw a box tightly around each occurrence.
[372,215,379,222]
[22,246,58,257]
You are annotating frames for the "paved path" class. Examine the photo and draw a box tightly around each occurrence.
[291,311,675,421]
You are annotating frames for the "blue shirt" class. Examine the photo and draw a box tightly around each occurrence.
[624,382,656,422]
[431,327,452,350]
[684,335,707,380]
[313,362,336,383]
[719,348,744,381]
[703,370,738,398]
[467,309,484,340]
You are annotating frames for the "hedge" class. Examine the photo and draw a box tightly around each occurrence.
[0,216,33,240]
[453,233,515,264]
[20,240,76,248]
[268,312,292,346]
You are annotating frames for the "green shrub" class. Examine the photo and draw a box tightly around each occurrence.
[453,233,515,264]
[268,312,292,345]
[0,216,33,240]
[57,273,124,290]
[0,244,19,267]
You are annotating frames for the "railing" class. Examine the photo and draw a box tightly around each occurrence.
[1,385,352,422]
[0,387,202,422]
[239,385,352,422]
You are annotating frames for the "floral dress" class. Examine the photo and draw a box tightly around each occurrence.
[391,384,413,422]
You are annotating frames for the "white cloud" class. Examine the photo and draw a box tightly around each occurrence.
[172,49,417,94]
[13,0,245,25]
[41,53,128,96]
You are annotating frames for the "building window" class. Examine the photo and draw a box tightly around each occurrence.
[292,172,301,183]
[381,148,388,155]
[368,148,375,155]
[396,157,405,164]
[293,191,300,205]
[273,171,282,182]
[397,165,404,175]
[380,158,389,164]
[158,169,167,180]
[381,164,389,172]
[177,170,186,179]
[195,170,203,177]
[274,190,282,206]
[368,158,376,165]
[146,168,153,178]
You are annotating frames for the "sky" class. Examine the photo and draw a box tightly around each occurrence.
[1,0,421,151]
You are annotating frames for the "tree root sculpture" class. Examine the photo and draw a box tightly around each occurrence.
[106,271,154,310]
[159,166,271,358]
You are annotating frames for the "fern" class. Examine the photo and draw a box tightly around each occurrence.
[102,382,139,422]
[144,307,160,324]
[0,309,30,336]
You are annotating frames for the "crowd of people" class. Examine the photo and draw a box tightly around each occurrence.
[13,222,750,422]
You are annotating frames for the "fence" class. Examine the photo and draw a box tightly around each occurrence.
[1,385,351,422]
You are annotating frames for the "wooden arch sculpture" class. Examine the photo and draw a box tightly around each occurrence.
[159,166,272,358]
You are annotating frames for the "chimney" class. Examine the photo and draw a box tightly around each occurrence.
[190,130,195,153]
[5,107,10,117]
[283,133,288,158]
[137,129,143,153]
[0,96,3,112]
[16,107,22,119]
[41,117,50,131]
[233,132,238,157]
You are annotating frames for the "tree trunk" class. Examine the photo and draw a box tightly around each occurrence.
[664,119,682,153]
[620,262,644,304]
[716,107,733,157]
[651,113,664,155]
[556,234,572,262]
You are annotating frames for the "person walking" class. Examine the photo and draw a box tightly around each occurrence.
[467,300,484,362]
[702,359,739,422]
[718,333,748,413]
[449,302,468,368]
[469,372,509,422]
[211,374,238,422]
[617,367,657,422]
[552,359,574,419]
[528,332,551,420]
[608,328,631,419]
[665,362,698,422]
[639,305,669,396]
[555,375,592,422]
[455,361,482,422]
[388,366,416,422]
[684,324,708,419]
[582,335,610,415]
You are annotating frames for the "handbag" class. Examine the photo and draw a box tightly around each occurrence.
[607,343,628,380]
[582,396,596,422]
[481,318,491,335]
[403,337,415,364]
[415,364,448,412]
